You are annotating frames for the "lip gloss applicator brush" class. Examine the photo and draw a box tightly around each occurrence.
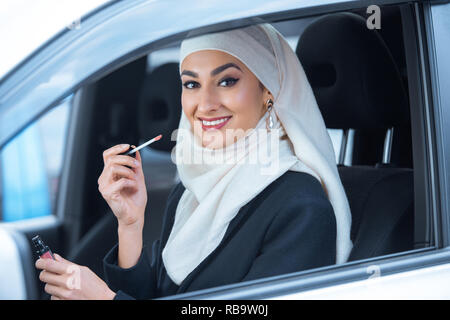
[120,134,163,158]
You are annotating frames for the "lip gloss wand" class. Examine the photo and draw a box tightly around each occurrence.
[121,134,163,158]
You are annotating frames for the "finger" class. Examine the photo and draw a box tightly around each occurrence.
[103,144,130,162]
[54,253,69,263]
[45,283,69,300]
[134,149,141,161]
[107,155,139,170]
[107,164,136,183]
[134,150,144,174]
[103,178,138,197]
[99,165,134,190]
[51,295,61,300]
[35,258,69,275]
[39,270,68,287]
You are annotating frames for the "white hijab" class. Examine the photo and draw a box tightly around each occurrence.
[162,23,353,285]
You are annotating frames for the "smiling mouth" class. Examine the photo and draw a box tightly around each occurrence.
[200,116,232,131]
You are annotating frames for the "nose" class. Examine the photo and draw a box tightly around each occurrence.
[197,86,220,115]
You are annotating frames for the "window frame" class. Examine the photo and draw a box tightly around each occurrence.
[0,0,447,299]
[425,2,450,248]
[0,154,3,221]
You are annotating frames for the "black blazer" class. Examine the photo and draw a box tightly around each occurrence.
[103,171,336,300]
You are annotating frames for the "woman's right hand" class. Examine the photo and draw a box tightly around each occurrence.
[98,144,148,229]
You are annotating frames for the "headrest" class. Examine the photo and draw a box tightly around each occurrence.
[296,13,409,130]
[137,62,182,152]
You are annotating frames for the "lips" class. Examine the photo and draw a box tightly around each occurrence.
[200,116,232,131]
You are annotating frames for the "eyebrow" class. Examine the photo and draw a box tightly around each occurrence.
[180,63,242,78]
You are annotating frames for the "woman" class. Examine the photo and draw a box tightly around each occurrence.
[35,23,352,300]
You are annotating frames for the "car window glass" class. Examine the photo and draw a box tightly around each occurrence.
[0,95,72,222]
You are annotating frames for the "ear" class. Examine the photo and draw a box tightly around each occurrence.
[263,90,274,105]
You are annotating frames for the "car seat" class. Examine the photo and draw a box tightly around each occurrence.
[296,12,414,260]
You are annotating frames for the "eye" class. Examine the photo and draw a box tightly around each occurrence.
[182,78,239,89]
[219,77,239,87]
[182,81,199,89]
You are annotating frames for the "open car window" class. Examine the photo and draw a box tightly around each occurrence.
[1,0,447,300]
[64,4,434,299]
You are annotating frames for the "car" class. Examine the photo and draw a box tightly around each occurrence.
[0,0,449,300]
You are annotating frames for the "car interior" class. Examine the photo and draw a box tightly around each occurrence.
[296,10,415,261]
[1,4,432,299]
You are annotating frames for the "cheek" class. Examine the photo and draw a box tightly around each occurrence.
[228,88,253,112]
[181,94,195,117]
[231,85,263,121]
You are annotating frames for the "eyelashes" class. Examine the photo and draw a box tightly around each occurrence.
[182,77,239,89]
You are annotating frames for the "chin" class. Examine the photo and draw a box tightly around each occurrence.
[203,141,224,150]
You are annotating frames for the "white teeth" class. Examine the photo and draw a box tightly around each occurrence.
[202,117,229,126]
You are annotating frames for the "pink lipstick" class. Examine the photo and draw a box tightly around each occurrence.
[200,116,232,131]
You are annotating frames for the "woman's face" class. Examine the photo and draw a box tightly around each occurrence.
[180,50,272,149]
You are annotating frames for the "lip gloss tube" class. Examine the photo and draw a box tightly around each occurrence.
[32,235,55,260]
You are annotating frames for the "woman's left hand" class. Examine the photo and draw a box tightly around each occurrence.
[35,254,116,300]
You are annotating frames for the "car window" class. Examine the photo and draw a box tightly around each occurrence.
[0,95,72,222]
[7,1,432,300]
[101,6,423,292]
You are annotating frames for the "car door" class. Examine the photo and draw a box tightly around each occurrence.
[0,0,448,300]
